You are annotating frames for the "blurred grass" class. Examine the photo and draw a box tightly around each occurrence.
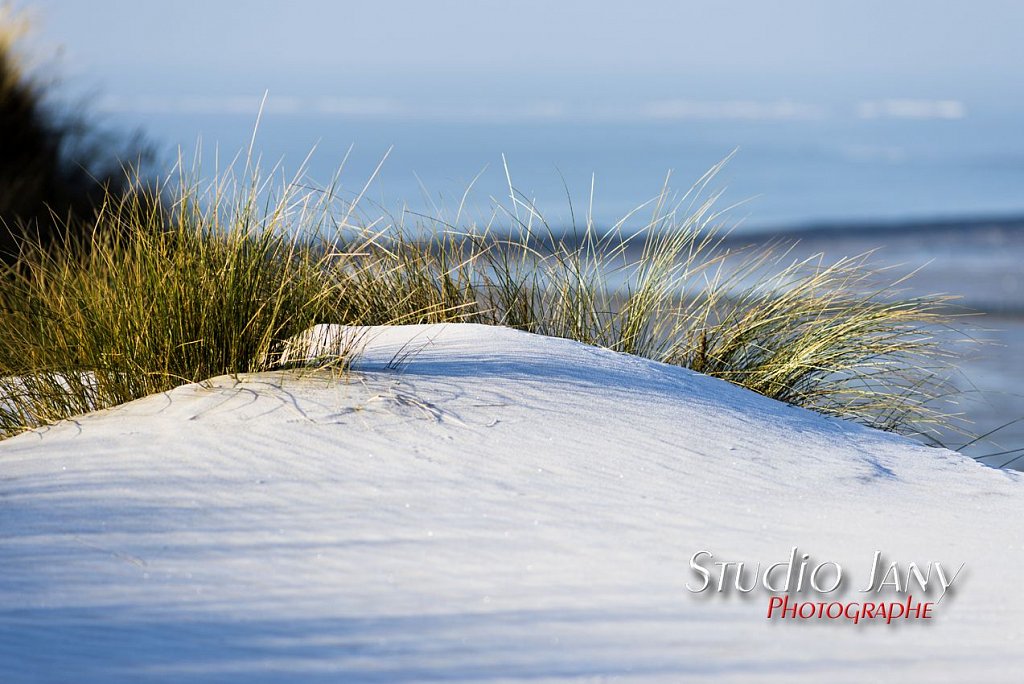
[0,5,151,262]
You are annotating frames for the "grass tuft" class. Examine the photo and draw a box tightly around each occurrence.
[0,169,346,434]
[0,158,965,442]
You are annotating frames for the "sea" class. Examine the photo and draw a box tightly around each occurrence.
[108,108,1024,467]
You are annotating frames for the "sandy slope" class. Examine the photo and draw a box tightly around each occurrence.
[1,323,1022,683]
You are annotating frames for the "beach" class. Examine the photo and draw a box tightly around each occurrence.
[2,323,1022,682]
[4,4,1024,680]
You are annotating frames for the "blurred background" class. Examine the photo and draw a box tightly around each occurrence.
[21,0,1024,227]
[7,0,1024,462]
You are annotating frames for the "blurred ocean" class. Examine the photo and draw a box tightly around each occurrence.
[109,108,1024,465]
[109,107,1024,231]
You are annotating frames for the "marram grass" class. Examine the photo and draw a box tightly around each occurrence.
[0,172,345,433]
[0,162,963,442]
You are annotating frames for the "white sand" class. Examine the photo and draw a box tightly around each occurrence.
[1,323,1022,683]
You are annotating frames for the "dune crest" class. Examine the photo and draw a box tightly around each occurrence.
[2,324,1022,682]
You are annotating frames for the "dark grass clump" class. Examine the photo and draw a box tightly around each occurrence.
[0,8,152,262]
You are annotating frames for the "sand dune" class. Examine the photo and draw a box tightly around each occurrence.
[1,324,1022,682]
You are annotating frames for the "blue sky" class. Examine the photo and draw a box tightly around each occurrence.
[24,0,1024,115]
[15,1,1024,227]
